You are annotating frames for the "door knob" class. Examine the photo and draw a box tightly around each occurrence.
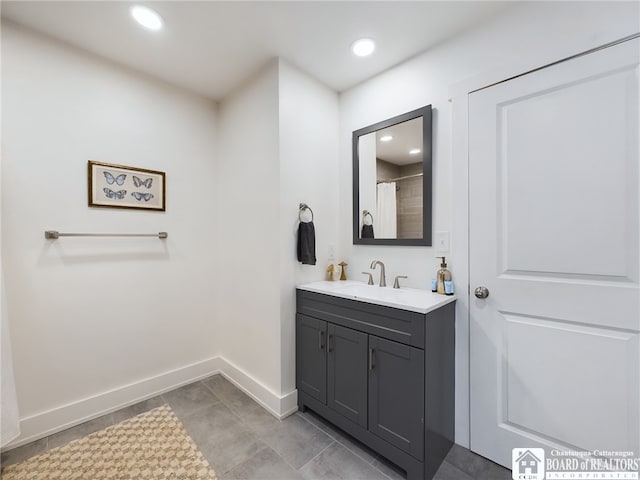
[474,286,489,299]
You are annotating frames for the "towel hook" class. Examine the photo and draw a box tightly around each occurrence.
[362,210,373,225]
[299,203,314,223]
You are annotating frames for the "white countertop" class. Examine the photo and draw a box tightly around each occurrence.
[297,280,456,314]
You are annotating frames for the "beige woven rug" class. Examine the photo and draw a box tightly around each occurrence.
[1,404,217,480]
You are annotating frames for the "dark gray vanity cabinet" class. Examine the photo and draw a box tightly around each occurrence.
[296,316,369,425]
[296,289,455,480]
[296,315,327,403]
[327,323,368,427]
[368,336,425,460]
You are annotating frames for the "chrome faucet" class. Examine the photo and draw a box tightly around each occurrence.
[370,260,386,287]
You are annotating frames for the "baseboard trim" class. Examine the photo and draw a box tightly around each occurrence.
[214,357,298,420]
[3,356,298,451]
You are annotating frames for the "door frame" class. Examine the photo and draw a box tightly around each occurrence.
[448,32,640,450]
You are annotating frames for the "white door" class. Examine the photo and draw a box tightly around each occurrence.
[469,38,640,468]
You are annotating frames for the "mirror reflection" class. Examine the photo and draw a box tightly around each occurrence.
[358,116,424,240]
[353,105,431,246]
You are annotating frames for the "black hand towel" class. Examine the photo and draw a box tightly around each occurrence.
[297,221,316,265]
[361,224,374,239]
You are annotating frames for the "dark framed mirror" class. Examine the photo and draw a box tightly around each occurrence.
[352,105,432,246]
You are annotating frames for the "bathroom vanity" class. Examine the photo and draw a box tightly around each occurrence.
[295,281,455,480]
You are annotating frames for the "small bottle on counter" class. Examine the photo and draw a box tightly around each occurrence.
[436,256,452,295]
[326,264,335,281]
[444,280,454,296]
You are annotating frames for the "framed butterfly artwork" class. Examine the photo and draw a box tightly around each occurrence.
[88,161,166,211]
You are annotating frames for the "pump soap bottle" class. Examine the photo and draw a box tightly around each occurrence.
[436,257,453,295]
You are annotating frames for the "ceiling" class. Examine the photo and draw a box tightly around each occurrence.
[375,116,423,166]
[1,1,514,101]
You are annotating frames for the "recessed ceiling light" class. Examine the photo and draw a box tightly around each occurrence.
[380,135,393,142]
[130,5,164,31]
[409,148,421,155]
[351,38,375,57]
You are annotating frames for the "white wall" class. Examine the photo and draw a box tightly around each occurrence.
[2,22,219,444]
[278,59,339,395]
[338,1,639,446]
[2,25,340,444]
[215,59,339,405]
[215,60,282,398]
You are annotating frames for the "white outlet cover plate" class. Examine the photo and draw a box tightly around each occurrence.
[435,231,450,252]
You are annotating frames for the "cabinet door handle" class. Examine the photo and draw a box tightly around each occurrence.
[319,331,324,350]
[328,334,333,352]
[369,348,374,370]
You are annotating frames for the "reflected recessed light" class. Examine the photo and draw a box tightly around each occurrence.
[380,135,393,142]
[351,38,375,57]
[409,148,421,155]
[130,5,164,31]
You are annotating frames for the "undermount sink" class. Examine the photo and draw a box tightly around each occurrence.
[297,280,455,314]
[333,283,412,300]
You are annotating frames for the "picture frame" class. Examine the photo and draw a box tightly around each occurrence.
[88,161,166,211]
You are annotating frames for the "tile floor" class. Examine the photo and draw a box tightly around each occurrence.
[1,375,512,480]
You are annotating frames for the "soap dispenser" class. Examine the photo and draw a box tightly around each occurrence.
[326,264,335,281]
[436,257,452,295]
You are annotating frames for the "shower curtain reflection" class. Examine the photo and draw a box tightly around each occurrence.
[375,182,397,239]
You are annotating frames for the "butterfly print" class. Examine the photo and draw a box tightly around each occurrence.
[131,192,154,202]
[133,176,153,189]
[103,171,126,185]
[103,188,127,199]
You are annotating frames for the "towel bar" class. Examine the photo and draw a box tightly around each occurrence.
[45,231,168,239]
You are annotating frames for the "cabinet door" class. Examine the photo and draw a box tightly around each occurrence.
[296,314,327,404]
[368,336,425,461]
[327,323,368,427]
